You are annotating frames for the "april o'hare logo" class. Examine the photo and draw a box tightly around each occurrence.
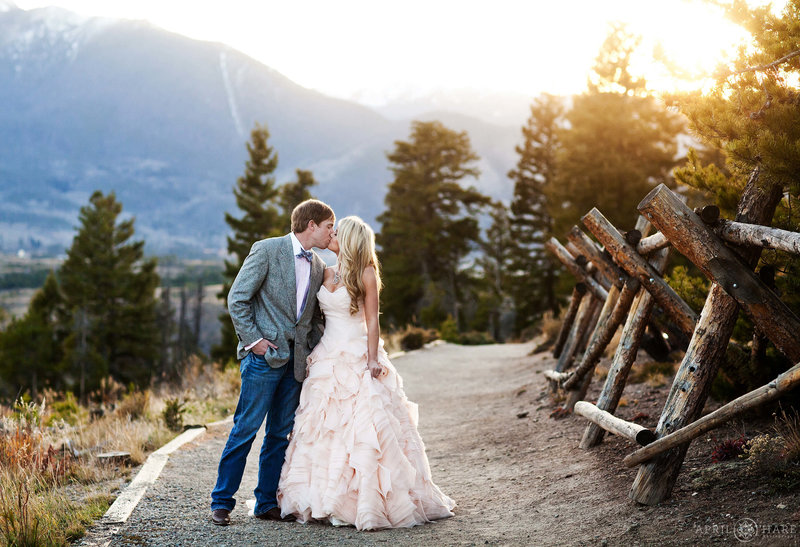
[734,518,758,543]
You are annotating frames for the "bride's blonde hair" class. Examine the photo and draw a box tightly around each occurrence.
[336,216,382,315]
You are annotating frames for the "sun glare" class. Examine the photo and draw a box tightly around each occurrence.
[12,0,787,99]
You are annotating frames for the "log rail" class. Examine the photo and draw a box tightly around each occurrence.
[542,175,800,507]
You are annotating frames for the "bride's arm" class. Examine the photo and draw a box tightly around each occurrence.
[363,265,382,378]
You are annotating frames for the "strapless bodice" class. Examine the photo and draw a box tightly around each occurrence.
[317,285,367,341]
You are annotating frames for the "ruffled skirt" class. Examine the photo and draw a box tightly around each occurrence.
[277,335,456,530]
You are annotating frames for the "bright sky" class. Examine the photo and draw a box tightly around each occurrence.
[13,0,776,104]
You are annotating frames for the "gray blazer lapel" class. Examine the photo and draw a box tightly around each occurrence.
[279,235,296,313]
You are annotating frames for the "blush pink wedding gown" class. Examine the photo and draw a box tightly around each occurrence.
[277,285,456,530]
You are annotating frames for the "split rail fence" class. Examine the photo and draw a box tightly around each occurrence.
[543,170,800,505]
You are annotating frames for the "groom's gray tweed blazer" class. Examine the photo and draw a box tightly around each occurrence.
[228,234,325,382]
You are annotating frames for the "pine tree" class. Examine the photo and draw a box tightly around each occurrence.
[212,124,282,364]
[59,191,160,398]
[0,271,64,398]
[278,169,317,232]
[547,26,683,237]
[665,0,800,393]
[474,201,514,340]
[377,120,489,328]
[507,94,564,333]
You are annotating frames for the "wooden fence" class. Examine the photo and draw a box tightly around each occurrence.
[543,170,800,505]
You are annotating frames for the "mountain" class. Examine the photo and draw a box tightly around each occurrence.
[362,87,534,127]
[0,3,522,256]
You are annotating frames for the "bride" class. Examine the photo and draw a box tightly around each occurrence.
[277,216,456,530]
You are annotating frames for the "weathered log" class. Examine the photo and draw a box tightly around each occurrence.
[694,204,720,225]
[582,209,698,337]
[565,368,595,412]
[625,229,642,246]
[546,238,609,302]
[554,295,593,374]
[574,402,656,446]
[543,370,573,383]
[564,216,652,394]
[630,168,784,506]
[561,283,621,410]
[553,284,587,359]
[567,226,627,289]
[97,451,132,465]
[563,278,638,391]
[624,361,800,467]
[579,247,670,449]
[555,295,602,373]
[637,232,670,255]
[717,219,800,255]
[638,183,800,363]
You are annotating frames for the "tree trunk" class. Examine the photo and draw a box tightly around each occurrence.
[193,283,203,349]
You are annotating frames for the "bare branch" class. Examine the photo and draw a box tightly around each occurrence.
[726,48,800,77]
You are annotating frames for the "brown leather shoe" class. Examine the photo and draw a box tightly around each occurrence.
[254,507,296,522]
[211,508,231,526]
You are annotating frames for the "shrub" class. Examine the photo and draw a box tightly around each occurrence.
[400,329,425,351]
[46,392,81,426]
[162,398,187,432]
[711,435,747,463]
[439,316,459,343]
[457,331,495,345]
[666,265,709,313]
[116,390,150,420]
[743,433,787,473]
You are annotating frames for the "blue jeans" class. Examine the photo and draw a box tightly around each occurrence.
[211,349,302,515]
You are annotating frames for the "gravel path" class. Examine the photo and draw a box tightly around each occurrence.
[78,341,799,546]
[80,341,542,546]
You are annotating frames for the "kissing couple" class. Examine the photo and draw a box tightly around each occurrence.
[209,199,455,530]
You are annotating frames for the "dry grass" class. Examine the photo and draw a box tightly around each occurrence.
[538,310,563,345]
[0,357,241,546]
[774,407,800,464]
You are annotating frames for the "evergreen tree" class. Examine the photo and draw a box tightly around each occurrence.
[212,124,282,364]
[278,169,317,232]
[547,26,683,237]
[507,94,564,333]
[0,271,64,398]
[59,191,159,398]
[377,120,489,328]
[474,201,514,340]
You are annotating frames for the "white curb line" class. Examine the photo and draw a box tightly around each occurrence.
[103,426,208,524]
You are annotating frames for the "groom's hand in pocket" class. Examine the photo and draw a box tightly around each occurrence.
[251,339,277,355]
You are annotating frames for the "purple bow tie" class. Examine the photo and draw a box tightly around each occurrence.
[296,249,313,262]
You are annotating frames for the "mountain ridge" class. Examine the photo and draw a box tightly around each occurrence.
[0,5,522,256]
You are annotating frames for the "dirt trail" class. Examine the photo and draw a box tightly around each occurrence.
[81,342,799,546]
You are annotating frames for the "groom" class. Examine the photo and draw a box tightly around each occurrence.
[210,199,334,526]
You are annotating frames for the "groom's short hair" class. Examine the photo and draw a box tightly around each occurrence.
[292,199,335,233]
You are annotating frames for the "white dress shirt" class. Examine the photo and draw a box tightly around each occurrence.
[244,233,312,350]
